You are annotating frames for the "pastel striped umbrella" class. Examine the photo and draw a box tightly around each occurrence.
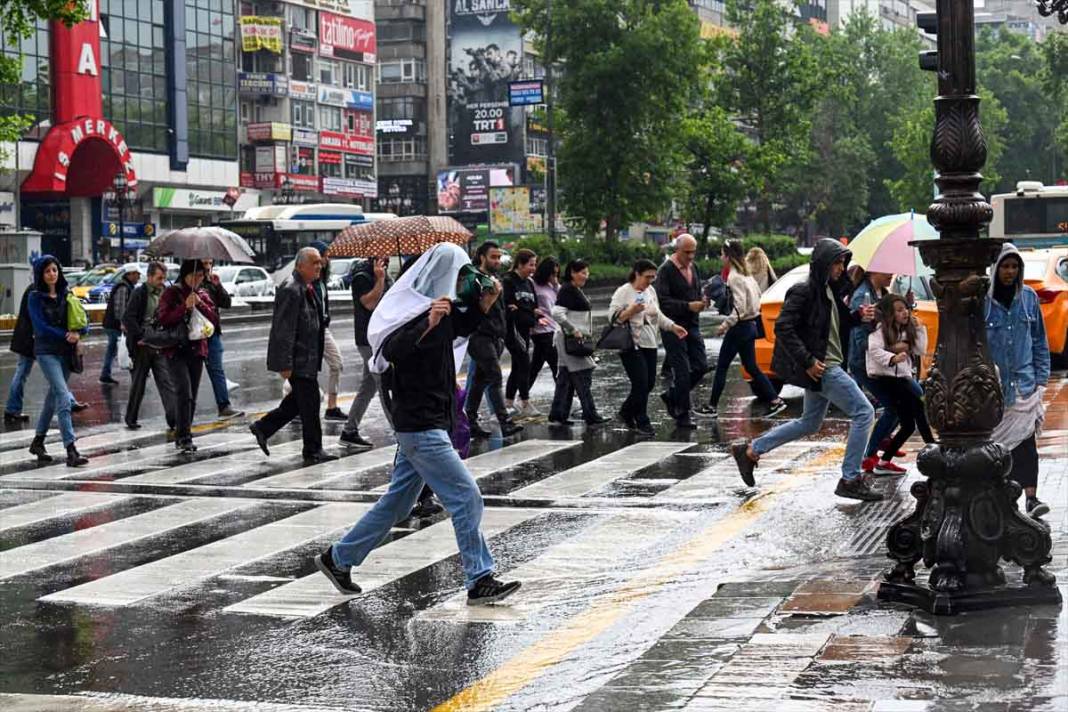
[848,212,937,276]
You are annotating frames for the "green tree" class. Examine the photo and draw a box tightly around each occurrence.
[0,1,85,150]
[678,104,749,246]
[512,0,703,241]
[1041,31,1068,179]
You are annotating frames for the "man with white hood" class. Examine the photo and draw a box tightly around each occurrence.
[314,243,522,605]
[987,243,1051,518]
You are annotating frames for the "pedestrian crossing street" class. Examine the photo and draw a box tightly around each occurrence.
[0,420,837,624]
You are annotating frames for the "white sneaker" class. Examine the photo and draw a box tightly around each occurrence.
[518,400,542,417]
[226,379,240,391]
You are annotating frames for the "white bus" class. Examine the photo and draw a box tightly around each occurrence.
[989,181,1068,248]
[218,204,397,270]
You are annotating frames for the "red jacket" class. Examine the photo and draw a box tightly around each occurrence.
[157,283,218,359]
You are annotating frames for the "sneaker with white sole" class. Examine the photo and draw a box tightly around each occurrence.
[1026,497,1050,519]
[467,574,521,605]
[517,400,542,417]
[874,460,908,476]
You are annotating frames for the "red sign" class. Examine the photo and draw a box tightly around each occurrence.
[346,110,374,140]
[283,174,321,191]
[22,117,137,196]
[319,130,374,155]
[318,151,342,165]
[319,12,376,62]
[52,0,103,124]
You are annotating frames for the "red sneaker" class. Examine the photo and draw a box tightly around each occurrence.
[874,460,908,475]
[878,438,906,458]
[862,455,878,473]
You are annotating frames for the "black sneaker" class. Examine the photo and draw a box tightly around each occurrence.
[303,450,339,465]
[469,422,492,439]
[834,477,884,502]
[218,406,244,419]
[636,422,656,437]
[314,546,361,594]
[767,399,788,417]
[585,415,610,426]
[124,420,141,430]
[339,430,374,450]
[324,407,347,421]
[731,441,756,487]
[70,401,89,413]
[177,439,197,453]
[4,411,29,423]
[409,497,444,519]
[98,376,119,385]
[693,404,718,419]
[1026,497,1050,519]
[499,420,524,437]
[467,574,521,606]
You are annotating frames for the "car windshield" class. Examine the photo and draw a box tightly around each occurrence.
[81,271,114,285]
[214,266,240,282]
[329,259,355,277]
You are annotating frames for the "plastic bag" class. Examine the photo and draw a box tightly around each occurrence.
[117,346,133,371]
[187,309,215,341]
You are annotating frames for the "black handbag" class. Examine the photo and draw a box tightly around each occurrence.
[67,344,84,374]
[596,315,635,352]
[141,316,188,350]
[564,334,594,357]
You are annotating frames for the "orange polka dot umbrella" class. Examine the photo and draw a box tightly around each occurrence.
[327,215,473,258]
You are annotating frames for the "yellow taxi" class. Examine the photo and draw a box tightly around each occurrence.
[70,265,118,300]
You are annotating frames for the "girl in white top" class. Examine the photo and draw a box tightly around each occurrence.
[610,259,688,434]
[701,240,787,418]
[865,293,933,474]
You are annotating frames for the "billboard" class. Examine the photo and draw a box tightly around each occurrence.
[319,12,376,63]
[508,80,544,106]
[240,17,283,54]
[447,0,525,166]
[490,187,544,234]
[437,166,515,214]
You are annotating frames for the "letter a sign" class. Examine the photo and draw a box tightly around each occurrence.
[51,0,105,123]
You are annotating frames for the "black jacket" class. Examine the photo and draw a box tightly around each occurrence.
[201,278,232,335]
[469,271,507,347]
[266,272,324,379]
[381,306,481,433]
[103,279,135,331]
[771,238,860,391]
[656,259,704,329]
[501,271,538,340]
[9,289,34,358]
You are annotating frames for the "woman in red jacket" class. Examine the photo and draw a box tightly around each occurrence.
[157,259,218,452]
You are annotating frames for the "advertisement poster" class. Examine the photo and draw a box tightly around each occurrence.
[489,187,543,234]
[437,166,515,214]
[240,17,283,54]
[319,12,376,63]
[447,0,525,166]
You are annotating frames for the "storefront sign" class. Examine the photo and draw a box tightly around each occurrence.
[247,122,293,142]
[238,72,288,96]
[508,80,544,106]
[376,119,414,135]
[292,127,319,146]
[254,145,286,174]
[0,191,15,226]
[317,86,374,111]
[152,187,256,212]
[322,177,377,198]
[284,174,321,192]
[318,150,342,165]
[319,130,374,155]
[290,29,317,54]
[319,12,376,63]
[240,17,283,53]
[288,80,318,101]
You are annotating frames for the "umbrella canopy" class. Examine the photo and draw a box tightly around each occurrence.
[146,226,256,264]
[327,215,472,258]
[848,212,937,276]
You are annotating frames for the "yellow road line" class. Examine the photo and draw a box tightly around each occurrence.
[431,445,846,712]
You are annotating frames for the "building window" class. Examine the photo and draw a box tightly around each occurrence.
[378,59,426,84]
[377,137,427,162]
[319,59,338,86]
[287,4,315,32]
[341,61,371,91]
[321,160,342,178]
[378,96,426,122]
[292,100,316,128]
[525,136,547,157]
[186,0,237,159]
[291,145,315,175]
[0,20,52,128]
[291,52,313,82]
[377,21,425,43]
[320,105,342,132]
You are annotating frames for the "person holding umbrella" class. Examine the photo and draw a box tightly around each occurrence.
[122,262,176,431]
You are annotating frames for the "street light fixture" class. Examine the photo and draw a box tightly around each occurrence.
[111,172,130,263]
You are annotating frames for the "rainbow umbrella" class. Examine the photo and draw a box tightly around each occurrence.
[848,212,937,276]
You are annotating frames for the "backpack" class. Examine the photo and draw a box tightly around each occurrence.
[703,275,734,316]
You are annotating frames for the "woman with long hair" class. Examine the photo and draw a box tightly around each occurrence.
[528,257,560,388]
[548,259,607,427]
[699,240,787,418]
[745,247,777,293]
[865,293,932,473]
[26,256,89,467]
[610,259,687,435]
[157,259,218,452]
[501,248,539,416]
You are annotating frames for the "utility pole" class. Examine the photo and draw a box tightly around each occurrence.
[545,0,556,241]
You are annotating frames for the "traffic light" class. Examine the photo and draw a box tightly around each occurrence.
[917,11,938,72]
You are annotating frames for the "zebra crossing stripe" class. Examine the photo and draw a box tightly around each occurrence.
[0,432,246,482]
[0,498,257,581]
[368,440,582,493]
[120,438,307,485]
[250,446,399,489]
[655,442,827,500]
[511,442,694,499]
[40,503,371,606]
[224,507,542,618]
[419,509,699,625]
[0,492,131,532]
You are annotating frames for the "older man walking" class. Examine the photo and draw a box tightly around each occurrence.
[250,247,337,464]
[656,234,708,429]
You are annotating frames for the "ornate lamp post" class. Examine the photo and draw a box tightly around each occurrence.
[108,172,132,263]
[878,1,1062,614]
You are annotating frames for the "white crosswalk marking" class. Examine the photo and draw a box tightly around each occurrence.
[370,439,581,493]
[120,438,307,485]
[40,503,372,606]
[0,432,247,482]
[512,441,694,499]
[250,446,399,489]
[0,428,167,472]
[0,492,131,532]
[656,442,825,500]
[419,509,698,624]
[0,498,256,580]
[224,507,542,618]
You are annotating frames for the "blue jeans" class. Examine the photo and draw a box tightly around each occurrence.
[753,365,874,480]
[205,333,230,408]
[36,353,76,446]
[6,355,76,414]
[465,356,506,415]
[850,363,898,458]
[100,329,121,380]
[332,429,494,589]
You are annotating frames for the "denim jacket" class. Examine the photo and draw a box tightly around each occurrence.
[986,285,1049,407]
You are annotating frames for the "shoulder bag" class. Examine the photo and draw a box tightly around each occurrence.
[142,315,188,350]
[564,334,594,358]
[596,310,635,352]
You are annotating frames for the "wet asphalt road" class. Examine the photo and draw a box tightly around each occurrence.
[0,315,1066,711]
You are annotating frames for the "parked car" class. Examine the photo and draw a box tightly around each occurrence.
[70,265,118,300]
[86,262,179,304]
[1012,246,1068,365]
[213,265,275,298]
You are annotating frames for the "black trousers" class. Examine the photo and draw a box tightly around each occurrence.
[620,347,658,427]
[126,345,176,428]
[529,332,558,387]
[167,352,204,443]
[504,332,532,401]
[1009,434,1039,490]
[466,341,506,422]
[258,375,323,457]
[549,366,600,423]
[877,376,934,462]
[709,320,779,406]
[661,328,707,418]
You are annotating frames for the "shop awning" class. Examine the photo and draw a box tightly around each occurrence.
[21,118,137,197]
